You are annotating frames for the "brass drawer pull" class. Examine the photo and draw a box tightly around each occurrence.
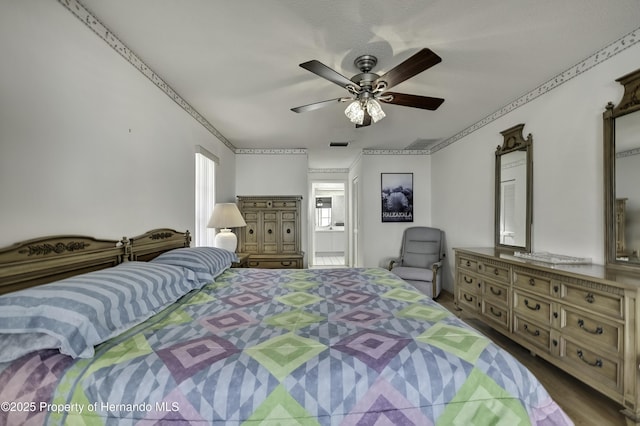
[268,229,273,234]
[578,319,603,335]
[463,294,473,302]
[490,287,502,296]
[490,307,502,317]
[464,276,473,284]
[281,261,292,266]
[523,324,540,336]
[524,299,541,311]
[494,268,500,275]
[249,229,254,235]
[585,293,595,304]
[577,349,603,368]
[529,278,535,286]
[286,229,291,234]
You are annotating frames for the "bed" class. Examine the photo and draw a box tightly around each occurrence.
[0,229,572,425]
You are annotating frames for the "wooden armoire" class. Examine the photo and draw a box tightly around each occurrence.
[236,195,304,268]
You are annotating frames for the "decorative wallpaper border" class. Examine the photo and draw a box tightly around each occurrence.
[58,0,236,152]
[308,168,350,174]
[235,148,307,155]
[430,27,640,154]
[363,149,429,155]
[617,147,640,158]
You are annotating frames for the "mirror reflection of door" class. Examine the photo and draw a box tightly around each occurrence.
[499,150,527,247]
[312,182,346,267]
[615,111,640,262]
[500,181,516,245]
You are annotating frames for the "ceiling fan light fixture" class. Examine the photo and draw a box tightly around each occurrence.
[344,100,364,125]
[366,99,386,123]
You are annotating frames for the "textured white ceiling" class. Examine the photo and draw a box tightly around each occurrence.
[79,0,640,168]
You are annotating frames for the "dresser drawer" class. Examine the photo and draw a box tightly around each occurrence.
[514,315,550,353]
[240,200,270,209]
[513,291,552,325]
[513,269,552,296]
[248,256,302,269]
[481,300,509,330]
[478,262,510,283]
[272,200,298,209]
[560,283,623,319]
[560,307,622,355]
[457,289,479,312]
[458,256,478,271]
[457,271,481,294]
[559,337,621,394]
[482,279,509,305]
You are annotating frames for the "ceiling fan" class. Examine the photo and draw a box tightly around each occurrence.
[291,48,444,127]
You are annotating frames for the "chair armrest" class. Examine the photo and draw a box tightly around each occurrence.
[431,261,443,299]
[388,258,400,270]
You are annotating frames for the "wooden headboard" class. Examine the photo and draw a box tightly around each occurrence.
[128,228,191,261]
[0,229,191,295]
[0,235,125,295]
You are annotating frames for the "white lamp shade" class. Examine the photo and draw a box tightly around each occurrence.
[207,203,247,229]
[207,203,247,252]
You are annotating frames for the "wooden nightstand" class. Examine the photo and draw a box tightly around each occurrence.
[231,253,250,268]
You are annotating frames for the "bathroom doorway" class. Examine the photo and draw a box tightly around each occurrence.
[311,182,346,267]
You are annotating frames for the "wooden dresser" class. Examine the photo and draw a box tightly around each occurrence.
[454,247,640,423]
[237,196,304,268]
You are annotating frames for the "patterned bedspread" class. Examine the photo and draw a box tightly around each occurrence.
[0,267,572,425]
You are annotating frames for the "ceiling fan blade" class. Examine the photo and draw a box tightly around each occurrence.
[379,92,444,110]
[291,97,346,113]
[356,110,372,128]
[375,48,441,90]
[299,60,355,89]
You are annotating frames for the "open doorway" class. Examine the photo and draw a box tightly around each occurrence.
[311,182,346,267]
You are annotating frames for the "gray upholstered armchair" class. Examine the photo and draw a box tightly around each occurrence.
[388,226,445,299]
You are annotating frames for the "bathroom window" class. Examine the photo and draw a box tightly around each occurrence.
[316,197,332,227]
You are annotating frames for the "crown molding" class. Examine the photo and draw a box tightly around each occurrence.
[58,0,236,152]
[431,26,640,154]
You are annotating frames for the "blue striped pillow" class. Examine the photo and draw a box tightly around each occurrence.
[151,247,238,285]
[0,261,199,361]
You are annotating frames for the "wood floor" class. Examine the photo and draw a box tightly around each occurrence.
[437,291,627,426]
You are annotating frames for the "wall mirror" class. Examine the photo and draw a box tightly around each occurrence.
[604,67,640,269]
[495,123,533,252]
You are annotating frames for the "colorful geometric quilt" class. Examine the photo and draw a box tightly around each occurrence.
[0,267,573,425]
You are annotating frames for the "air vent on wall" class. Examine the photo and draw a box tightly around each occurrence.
[329,142,349,147]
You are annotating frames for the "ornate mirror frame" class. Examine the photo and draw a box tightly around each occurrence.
[495,123,533,252]
[604,68,640,270]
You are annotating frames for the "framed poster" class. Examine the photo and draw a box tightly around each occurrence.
[381,173,413,222]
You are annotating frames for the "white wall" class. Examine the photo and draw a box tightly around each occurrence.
[357,153,432,268]
[432,43,640,292]
[0,1,235,246]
